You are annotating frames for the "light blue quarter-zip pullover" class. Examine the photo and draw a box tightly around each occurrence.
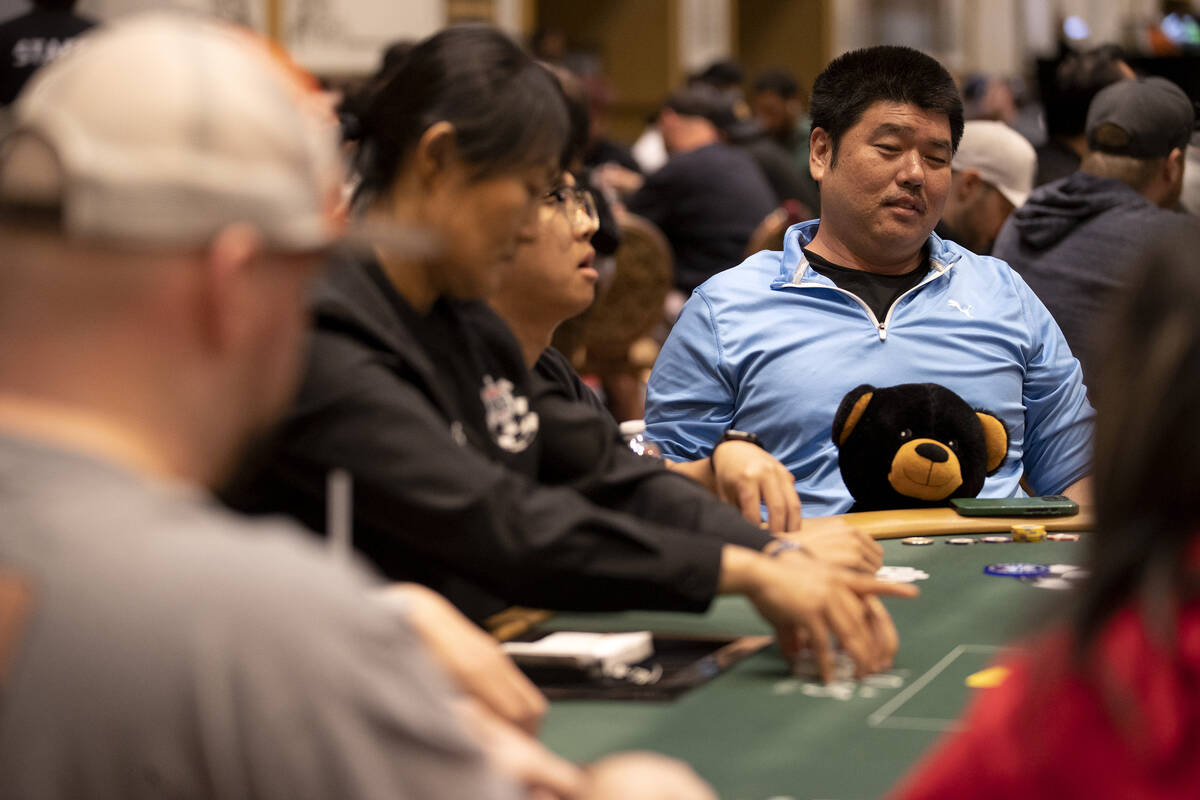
[646,220,1095,517]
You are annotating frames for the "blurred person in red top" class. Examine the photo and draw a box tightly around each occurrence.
[889,220,1200,800]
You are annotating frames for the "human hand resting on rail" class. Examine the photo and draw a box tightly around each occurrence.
[380,583,547,735]
[710,440,803,532]
[667,440,802,532]
[455,697,583,799]
[462,702,720,800]
[582,752,718,800]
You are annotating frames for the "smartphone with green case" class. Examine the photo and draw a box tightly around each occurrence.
[950,495,1079,517]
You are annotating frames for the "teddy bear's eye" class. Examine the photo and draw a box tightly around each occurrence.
[899,428,913,441]
[947,439,958,450]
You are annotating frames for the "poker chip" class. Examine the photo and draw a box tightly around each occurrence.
[876,566,930,583]
[1011,523,1046,542]
[984,562,1051,578]
[946,537,976,545]
[1028,565,1089,588]
[1046,533,1081,542]
[791,648,856,682]
[1029,577,1073,591]
[981,536,1011,543]
[900,537,935,546]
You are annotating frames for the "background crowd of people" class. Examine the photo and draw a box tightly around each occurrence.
[3,1,1200,798]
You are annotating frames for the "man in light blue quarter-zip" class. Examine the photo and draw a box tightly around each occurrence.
[646,45,1095,518]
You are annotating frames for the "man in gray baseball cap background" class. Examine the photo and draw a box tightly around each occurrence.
[993,76,1195,391]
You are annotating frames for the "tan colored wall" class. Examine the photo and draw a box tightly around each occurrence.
[734,0,830,102]
[536,0,681,143]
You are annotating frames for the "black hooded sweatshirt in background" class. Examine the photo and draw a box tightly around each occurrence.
[992,171,1180,388]
[223,256,770,621]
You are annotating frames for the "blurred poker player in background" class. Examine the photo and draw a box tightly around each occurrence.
[0,13,719,800]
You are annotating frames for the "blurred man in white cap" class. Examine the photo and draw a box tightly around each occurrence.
[0,13,723,800]
[934,120,1035,255]
[993,76,1194,390]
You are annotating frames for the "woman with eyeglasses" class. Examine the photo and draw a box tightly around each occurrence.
[488,175,857,551]
[226,24,913,692]
[490,175,601,369]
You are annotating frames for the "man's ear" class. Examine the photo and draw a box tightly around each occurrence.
[809,126,832,183]
[833,384,875,446]
[410,120,458,191]
[202,223,264,354]
[955,169,981,201]
[975,411,1008,474]
[1164,146,1185,193]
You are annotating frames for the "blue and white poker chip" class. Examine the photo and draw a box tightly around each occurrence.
[983,563,1051,578]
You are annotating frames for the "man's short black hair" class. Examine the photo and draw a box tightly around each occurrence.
[752,68,799,99]
[810,46,964,164]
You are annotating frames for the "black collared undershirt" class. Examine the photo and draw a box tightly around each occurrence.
[803,246,931,321]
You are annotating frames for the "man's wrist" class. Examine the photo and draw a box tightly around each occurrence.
[711,430,765,477]
[763,538,810,559]
[716,544,768,595]
[718,429,764,449]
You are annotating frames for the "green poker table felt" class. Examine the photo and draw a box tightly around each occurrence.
[532,529,1089,800]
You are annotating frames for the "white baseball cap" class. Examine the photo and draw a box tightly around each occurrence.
[0,12,347,251]
[951,120,1037,210]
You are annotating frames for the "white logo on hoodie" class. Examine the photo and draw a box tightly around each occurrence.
[480,376,539,453]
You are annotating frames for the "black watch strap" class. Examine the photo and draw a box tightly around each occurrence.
[719,429,764,449]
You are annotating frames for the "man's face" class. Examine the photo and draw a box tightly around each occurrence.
[941,169,1015,254]
[811,101,953,263]
[657,108,685,155]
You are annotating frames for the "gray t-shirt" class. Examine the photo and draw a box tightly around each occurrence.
[0,432,518,800]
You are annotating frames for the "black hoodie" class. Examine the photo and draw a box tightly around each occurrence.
[224,255,770,621]
[992,171,1177,386]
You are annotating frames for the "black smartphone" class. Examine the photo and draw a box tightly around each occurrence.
[950,495,1079,517]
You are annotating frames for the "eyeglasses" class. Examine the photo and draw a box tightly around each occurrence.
[544,185,599,234]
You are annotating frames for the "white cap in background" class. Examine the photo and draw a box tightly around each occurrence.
[0,12,346,251]
[951,120,1037,210]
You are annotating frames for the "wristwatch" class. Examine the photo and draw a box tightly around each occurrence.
[719,429,765,449]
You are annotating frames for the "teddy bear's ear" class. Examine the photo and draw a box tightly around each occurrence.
[976,412,1008,474]
[833,384,876,446]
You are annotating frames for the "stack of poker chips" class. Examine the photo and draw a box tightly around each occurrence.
[1011,523,1047,542]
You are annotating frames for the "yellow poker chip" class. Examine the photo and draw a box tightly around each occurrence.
[966,666,1012,688]
[1011,523,1046,542]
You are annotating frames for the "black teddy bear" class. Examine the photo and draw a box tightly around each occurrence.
[832,383,1009,512]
